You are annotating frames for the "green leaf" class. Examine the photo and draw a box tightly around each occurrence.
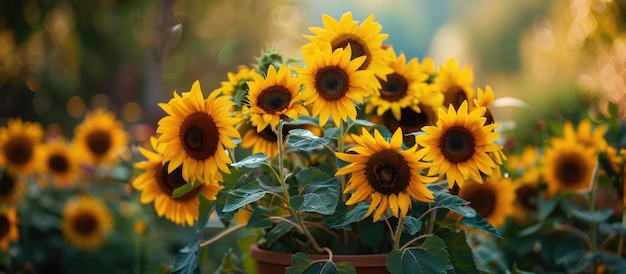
[290,168,339,214]
[266,220,298,246]
[386,248,445,274]
[421,236,450,269]
[554,241,592,273]
[223,180,267,212]
[286,129,331,151]
[287,253,314,274]
[287,253,357,274]
[436,229,480,274]
[403,216,422,236]
[215,190,235,227]
[195,193,215,232]
[433,191,476,218]
[215,248,238,274]
[350,119,375,127]
[231,153,269,168]
[459,214,501,238]
[247,206,271,229]
[328,203,370,229]
[359,221,385,253]
[171,240,200,274]
[571,207,613,223]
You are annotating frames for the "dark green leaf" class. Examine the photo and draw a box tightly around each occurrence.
[171,240,200,274]
[571,207,613,223]
[221,166,246,189]
[436,229,480,274]
[231,153,269,168]
[554,241,592,273]
[359,221,385,253]
[351,119,375,127]
[223,180,267,212]
[290,168,339,214]
[329,203,369,229]
[215,190,235,227]
[246,206,271,229]
[404,216,422,236]
[303,261,339,274]
[215,248,238,274]
[433,191,476,218]
[266,220,298,246]
[287,253,314,274]
[459,214,501,238]
[286,129,331,151]
[421,236,450,268]
[386,248,445,274]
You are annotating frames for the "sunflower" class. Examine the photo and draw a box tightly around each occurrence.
[0,118,44,176]
[61,195,114,251]
[0,170,23,205]
[510,178,540,221]
[246,64,309,132]
[473,86,507,174]
[39,140,82,189]
[156,80,240,184]
[416,101,503,188]
[302,11,394,79]
[365,50,431,120]
[219,65,256,113]
[563,119,607,151]
[0,207,18,250]
[458,177,515,228]
[541,137,597,197]
[73,109,128,166]
[297,43,376,126]
[434,58,474,110]
[335,128,436,221]
[370,103,438,144]
[132,137,223,226]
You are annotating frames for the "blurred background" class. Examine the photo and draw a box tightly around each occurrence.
[1,0,625,272]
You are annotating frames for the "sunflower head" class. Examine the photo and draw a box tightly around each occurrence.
[219,65,257,112]
[0,169,23,205]
[73,109,128,166]
[563,119,608,152]
[416,101,503,188]
[371,104,438,144]
[474,85,496,125]
[297,43,376,126]
[40,140,82,189]
[157,80,241,184]
[435,58,475,111]
[0,207,18,251]
[302,11,394,79]
[541,137,597,197]
[61,195,114,251]
[458,177,515,228]
[247,64,309,132]
[336,128,435,221]
[0,118,44,176]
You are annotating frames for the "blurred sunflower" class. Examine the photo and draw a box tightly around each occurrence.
[297,43,376,126]
[61,195,114,251]
[0,170,23,206]
[157,80,240,184]
[365,50,430,120]
[247,64,309,132]
[0,207,18,250]
[73,109,128,166]
[458,177,515,228]
[510,179,540,222]
[336,128,435,221]
[302,11,393,79]
[416,101,503,188]
[219,65,256,112]
[563,119,607,151]
[39,140,82,189]
[435,58,474,110]
[0,118,44,176]
[542,137,597,197]
[133,138,223,226]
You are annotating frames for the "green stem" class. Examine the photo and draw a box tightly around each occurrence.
[589,180,598,253]
[426,205,437,235]
[619,209,626,255]
[393,217,406,251]
[338,121,346,202]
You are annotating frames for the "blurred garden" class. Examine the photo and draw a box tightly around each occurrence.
[1,0,626,273]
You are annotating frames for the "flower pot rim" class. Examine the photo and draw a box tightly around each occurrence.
[249,243,388,267]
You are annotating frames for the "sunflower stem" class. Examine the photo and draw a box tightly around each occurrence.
[619,209,626,255]
[426,205,437,235]
[393,216,406,251]
[589,177,598,254]
[338,121,346,202]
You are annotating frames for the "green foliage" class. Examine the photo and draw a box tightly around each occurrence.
[223,180,267,212]
[230,153,270,168]
[386,248,446,274]
[286,129,332,152]
[436,229,480,274]
[171,240,201,274]
[432,191,476,218]
[286,253,357,274]
[290,168,339,215]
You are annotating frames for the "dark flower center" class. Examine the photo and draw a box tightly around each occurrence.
[180,112,219,161]
[382,108,431,144]
[463,185,496,219]
[0,172,16,197]
[365,149,411,195]
[444,86,468,110]
[0,215,10,238]
[4,137,33,165]
[86,130,112,157]
[48,153,69,173]
[72,211,99,235]
[379,73,408,102]
[332,36,370,70]
[315,67,349,101]
[258,126,278,143]
[515,184,538,211]
[556,156,586,187]
[157,162,200,200]
[257,85,292,113]
[440,126,475,163]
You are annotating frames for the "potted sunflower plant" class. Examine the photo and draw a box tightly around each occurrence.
[132,11,509,274]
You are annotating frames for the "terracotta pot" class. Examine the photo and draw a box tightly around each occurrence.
[249,243,389,274]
